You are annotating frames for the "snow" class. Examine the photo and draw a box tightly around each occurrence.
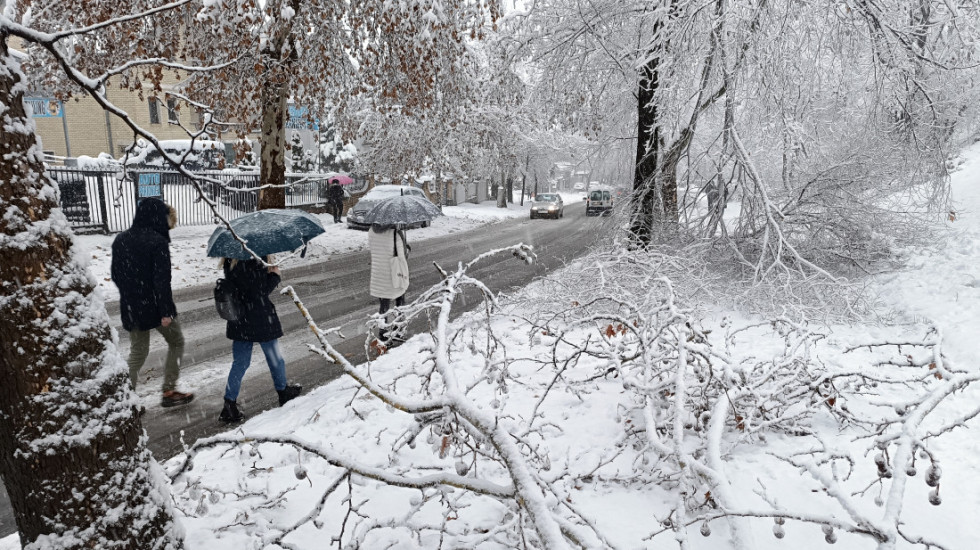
[131,140,978,549]
[7,153,980,548]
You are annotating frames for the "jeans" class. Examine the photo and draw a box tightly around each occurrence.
[128,318,184,392]
[225,339,287,401]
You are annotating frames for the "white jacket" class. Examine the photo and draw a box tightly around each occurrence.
[369,228,409,299]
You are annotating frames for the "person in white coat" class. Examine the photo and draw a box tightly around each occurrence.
[369,225,411,340]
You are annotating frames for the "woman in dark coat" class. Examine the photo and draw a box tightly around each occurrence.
[218,255,301,423]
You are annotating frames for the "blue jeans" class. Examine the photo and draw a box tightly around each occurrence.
[225,339,287,401]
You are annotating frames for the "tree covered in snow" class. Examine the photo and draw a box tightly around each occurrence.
[317,118,356,174]
[0,2,193,548]
[512,0,980,268]
[288,130,314,173]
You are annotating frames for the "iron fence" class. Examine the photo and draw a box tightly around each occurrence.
[46,168,366,233]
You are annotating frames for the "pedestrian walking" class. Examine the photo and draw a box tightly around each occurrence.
[368,225,411,342]
[111,197,194,407]
[327,179,345,223]
[217,255,302,423]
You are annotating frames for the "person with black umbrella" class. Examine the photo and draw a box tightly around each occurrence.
[362,191,442,343]
[206,209,324,423]
[216,255,302,423]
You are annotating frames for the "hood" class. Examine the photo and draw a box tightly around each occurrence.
[131,197,172,241]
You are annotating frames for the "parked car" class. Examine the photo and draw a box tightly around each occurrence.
[530,193,564,219]
[347,185,431,230]
[586,188,613,216]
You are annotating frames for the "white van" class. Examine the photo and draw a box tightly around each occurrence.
[586,188,613,216]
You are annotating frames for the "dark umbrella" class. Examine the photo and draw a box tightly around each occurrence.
[362,194,442,230]
[206,209,325,260]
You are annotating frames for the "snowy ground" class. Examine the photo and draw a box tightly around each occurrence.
[74,197,563,302]
[8,159,980,549]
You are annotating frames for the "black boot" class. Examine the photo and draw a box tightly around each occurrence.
[277,383,303,406]
[219,399,244,423]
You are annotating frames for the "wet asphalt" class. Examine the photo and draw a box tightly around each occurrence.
[0,205,607,539]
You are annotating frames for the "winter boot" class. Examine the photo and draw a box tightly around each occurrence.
[277,384,303,406]
[218,399,244,423]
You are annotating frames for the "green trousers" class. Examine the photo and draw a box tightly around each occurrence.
[127,318,185,392]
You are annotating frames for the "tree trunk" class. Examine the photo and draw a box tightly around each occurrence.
[0,37,182,550]
[496,170,506,208]
[505,173,514,205]
[630,53,663,247]
[257,0,302,211]
[630,10,682,246]
[258,77,288,210]
[520,153,529,205]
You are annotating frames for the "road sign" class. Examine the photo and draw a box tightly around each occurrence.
[138,173,162,198]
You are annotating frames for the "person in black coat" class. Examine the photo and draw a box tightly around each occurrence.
[326,179,345,223]
[218,255,302,423]
[111,197,194,407]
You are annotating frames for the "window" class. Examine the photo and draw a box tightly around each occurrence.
[166,96,179,124]
[148,98,160,124]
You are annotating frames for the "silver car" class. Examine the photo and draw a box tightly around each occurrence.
[530,193,564,219]
[347,185,431,230]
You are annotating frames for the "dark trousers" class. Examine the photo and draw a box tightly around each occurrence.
[379,295,405,314]
[378,295,405,342]
[328,200,343,222]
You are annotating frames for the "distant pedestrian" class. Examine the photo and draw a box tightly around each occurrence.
[327,179,345,223]
[368,225,411,343]
[217,255,302,423]
[111,197,194,407]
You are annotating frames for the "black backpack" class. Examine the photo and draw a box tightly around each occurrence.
[214,278,243,321]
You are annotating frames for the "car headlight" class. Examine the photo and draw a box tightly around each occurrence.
[548,206,556,210]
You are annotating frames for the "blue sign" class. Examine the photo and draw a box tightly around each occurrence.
[138,173,162,198]
[287,105,320,131]
[25,98,63,118]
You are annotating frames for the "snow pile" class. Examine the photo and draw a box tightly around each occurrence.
[156,247,978,547]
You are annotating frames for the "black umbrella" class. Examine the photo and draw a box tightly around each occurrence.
[361,194,442,229]
[206,209,325,260]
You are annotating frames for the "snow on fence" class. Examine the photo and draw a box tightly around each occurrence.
[47,168,363,233]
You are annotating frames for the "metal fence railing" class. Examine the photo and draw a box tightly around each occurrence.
[46,168,370,233]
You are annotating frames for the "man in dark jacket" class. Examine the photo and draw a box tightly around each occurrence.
[111,197,194,407]
[326,179,345,223]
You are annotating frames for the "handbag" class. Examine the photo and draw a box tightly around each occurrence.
[389,231,410,292]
